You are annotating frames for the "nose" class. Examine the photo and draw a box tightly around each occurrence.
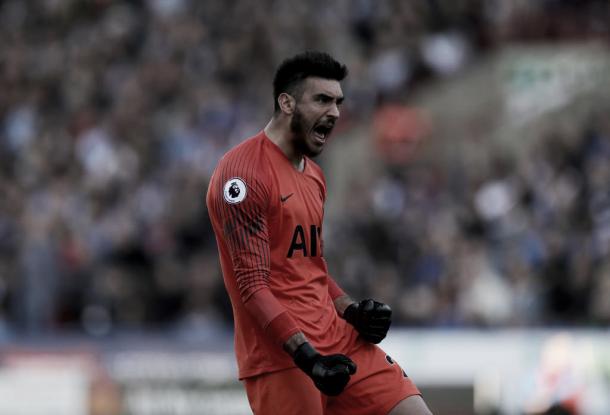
[328,103,340,119]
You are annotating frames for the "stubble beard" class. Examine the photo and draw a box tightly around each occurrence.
[290,106,321,158]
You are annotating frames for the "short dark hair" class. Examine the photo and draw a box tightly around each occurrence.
[273,51,348,112]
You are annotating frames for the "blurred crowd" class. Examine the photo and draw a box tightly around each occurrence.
[0,0,609,337]
[328,114,610,327]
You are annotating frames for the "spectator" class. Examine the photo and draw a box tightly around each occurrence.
[0,0,608,336]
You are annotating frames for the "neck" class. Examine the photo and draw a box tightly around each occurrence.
[264,117,305,171]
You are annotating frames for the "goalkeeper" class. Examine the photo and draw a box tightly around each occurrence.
[206,51,432,414]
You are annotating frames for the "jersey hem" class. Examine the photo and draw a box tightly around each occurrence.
[238,362,297,380]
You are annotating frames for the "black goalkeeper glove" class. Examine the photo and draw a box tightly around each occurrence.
[293,342,357,396]
[343,299,392,344]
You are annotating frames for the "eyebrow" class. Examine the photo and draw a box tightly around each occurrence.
[315,93,345,104]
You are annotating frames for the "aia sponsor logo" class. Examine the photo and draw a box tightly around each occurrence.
[287,224,322,257]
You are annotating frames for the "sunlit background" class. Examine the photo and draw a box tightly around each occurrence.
[0,1,609,414]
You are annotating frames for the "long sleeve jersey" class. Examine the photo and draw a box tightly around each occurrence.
[206,131,356,379]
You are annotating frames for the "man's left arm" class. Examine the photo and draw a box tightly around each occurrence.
[327,275,353,316]
[327,275,392,344]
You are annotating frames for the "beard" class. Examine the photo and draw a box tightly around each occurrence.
[290,106,322,158]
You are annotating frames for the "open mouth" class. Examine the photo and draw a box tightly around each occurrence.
[312,123,334,143]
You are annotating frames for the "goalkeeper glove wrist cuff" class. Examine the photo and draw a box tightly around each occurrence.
[293,342,320,374]
[343,302,358,324]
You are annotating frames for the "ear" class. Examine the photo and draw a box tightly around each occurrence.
[278,93,296,115]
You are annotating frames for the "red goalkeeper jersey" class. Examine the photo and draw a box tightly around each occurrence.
[206,131,356,379]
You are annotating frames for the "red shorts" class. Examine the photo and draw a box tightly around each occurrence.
[243,342,420,415]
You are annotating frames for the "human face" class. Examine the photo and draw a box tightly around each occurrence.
[290,77,344,158]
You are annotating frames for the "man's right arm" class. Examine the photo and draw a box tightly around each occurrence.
[208,162,356,395]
